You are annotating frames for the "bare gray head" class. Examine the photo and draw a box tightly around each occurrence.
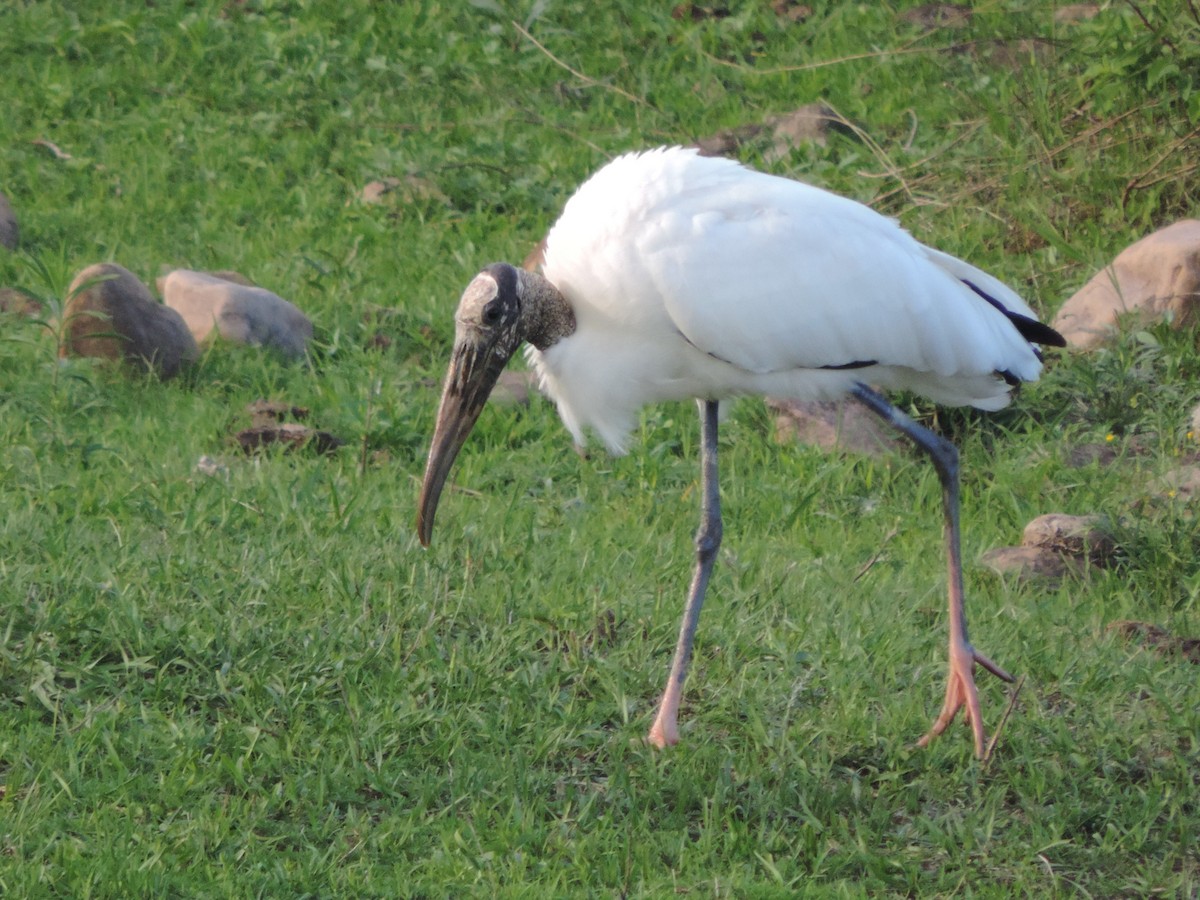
[417,262,576,546]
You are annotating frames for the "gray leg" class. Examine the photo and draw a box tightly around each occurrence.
[851,383,1013,757]
[648,399,723,747]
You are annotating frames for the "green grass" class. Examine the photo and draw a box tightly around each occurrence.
[2,0,1198,896]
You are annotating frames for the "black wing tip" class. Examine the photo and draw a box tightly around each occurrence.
[961,278,1066,348]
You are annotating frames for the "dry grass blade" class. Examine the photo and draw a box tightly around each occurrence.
[512,20,649,108]
[982,675,1025,767]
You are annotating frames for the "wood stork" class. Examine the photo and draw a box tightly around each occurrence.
[417,146,1064,758]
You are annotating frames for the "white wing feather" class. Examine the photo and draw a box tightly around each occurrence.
[537,147,1046,451]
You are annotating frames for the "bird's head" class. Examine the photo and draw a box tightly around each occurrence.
[416,262,574,547]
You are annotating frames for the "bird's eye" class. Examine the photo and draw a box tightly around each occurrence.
[482,300,502,326]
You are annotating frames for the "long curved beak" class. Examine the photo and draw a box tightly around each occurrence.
[416,338,510,547]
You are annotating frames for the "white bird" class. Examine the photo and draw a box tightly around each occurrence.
[417,146,1063,758]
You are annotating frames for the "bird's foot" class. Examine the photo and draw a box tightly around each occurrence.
[917,639,1014,758]
[646,713,679,749]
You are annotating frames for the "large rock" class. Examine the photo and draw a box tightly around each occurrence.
[61,263,198,379]
[161,269,312,359]
[0,193,17,250]
[1053,220,1200,349]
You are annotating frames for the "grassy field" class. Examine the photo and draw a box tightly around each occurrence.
[1,1,1198,896]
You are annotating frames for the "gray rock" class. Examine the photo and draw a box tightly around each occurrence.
[161,269,312,359]
[1053,219,1200,349]
[0,193,17,250]
[61,263,198,379]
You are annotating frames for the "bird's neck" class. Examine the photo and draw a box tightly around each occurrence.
[517,269,577,351]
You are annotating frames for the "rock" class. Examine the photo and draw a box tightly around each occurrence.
[980,545,1082,582]
[157,268,256,294]
[61,263,198,379]
[236,422,343,456]
[771,0,811,23]
[491,370,537,407]
[247,398,309,424]
[671,3,730,21]
[1052,220,1200,349]
[195,455,229,478]
[763,104,853,163]
[0,193,17,250]
[1156,464,1200,500]
[695,102,853,161]
[1063,435,1152,468]
[356,175,448,207]
[767,398,901,457]
[0,286,42,317]
[1021,513,1116,565]
[161,269,312,359]
[1053,3,1100,22]
[235,399,342,456]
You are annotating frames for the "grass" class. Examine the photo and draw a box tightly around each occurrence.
[1,0,1198,895]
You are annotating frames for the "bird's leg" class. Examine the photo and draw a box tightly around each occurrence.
[850,384,1014,758]
[648,399,723,748]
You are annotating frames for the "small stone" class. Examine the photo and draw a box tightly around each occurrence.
[0,193,18,250]
[764,103,851,161]
[1063,436,1153,468]
[1157,464,1200,500]
[767,397,900,457]
[492,370,537,407]
[980,545,1081,583]
[1053,220,1200,349]
[1021,513,1116,565]
[0,286,42,317]
[61,263,198,379]
[1053,3,1100,22]
[771,0,811,23]
[236,422,343,455]
[246,398,309,424]
[357,175,448,206]
[161,269,312,359]
[695,102,852,161]
[195,455,229,478]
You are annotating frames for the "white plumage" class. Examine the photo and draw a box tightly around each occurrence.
[418,146,1063,758]
[531,147,1043,453]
